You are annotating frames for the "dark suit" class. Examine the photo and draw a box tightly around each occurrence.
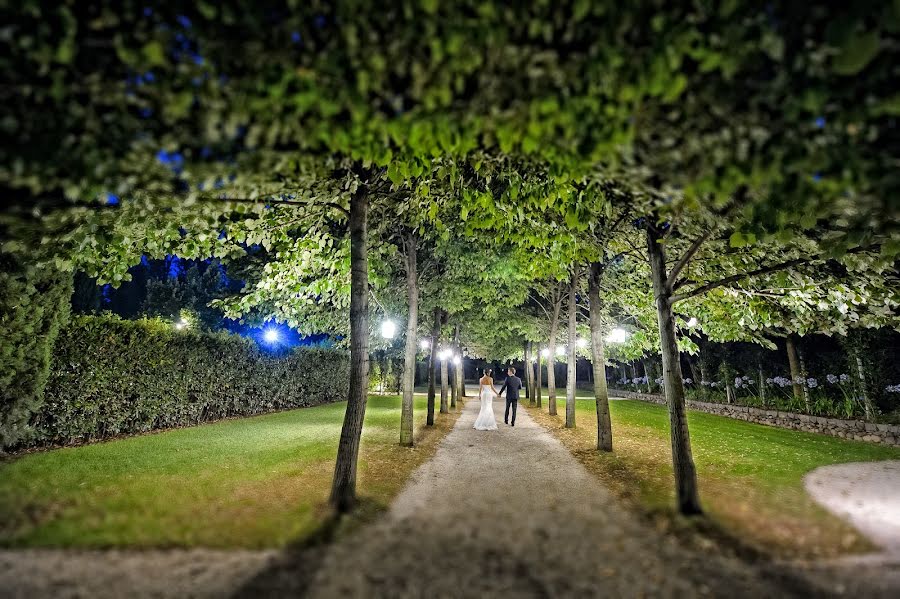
[499,375,523,425]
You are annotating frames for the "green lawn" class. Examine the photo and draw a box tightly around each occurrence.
[0,395,459,549]
[529,397,900,558]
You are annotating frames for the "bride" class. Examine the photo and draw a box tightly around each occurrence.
[474,369,500,431]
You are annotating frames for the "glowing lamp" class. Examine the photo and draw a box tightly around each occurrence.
[380,320,396,339]
[556,346,566,356]
[263,328,280,343]
[453,355,461,365]
[576,338,588,348]
[420,339,431,350]
[686,317,698,328]
[540,348,550,358]
[605,327,629,344]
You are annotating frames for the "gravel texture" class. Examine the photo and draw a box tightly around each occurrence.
[804,460,900,553]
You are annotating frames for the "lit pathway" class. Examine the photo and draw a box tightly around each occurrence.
[805,461,900,553]
[237,398,802,598]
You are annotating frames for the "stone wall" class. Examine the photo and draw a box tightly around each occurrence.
[608,389,900,447]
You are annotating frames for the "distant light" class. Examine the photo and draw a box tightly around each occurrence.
[576,338,588,348]
[264,328,280,343]
[541,348,550,358]
[453,355,461,365]
[381,320,396,339]
[686,317,698,328]
[420,339,431,350]
[175,318,189,330]
[556,346,566,356]
[605,328,630,343]
[814,116,826,129]
[438,348,451,360]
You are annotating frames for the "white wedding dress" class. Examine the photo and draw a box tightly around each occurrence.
[473,382,498,431]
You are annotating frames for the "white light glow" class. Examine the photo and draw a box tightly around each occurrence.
[420,339,431,350]
[686,317,698,328]
[541,348,550,358]
[576,338,588,348]
[453,355,461,365]
[381,320,396,339]
[556,346,566,356]
[264,328,280,343]
[605,327,630,344]
[438,348,451,360]
[175,319,188,330]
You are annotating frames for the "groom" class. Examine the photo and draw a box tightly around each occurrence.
[499,367,523,426]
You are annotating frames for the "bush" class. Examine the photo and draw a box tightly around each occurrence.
[0,261,72,450]
[28,315,349,447]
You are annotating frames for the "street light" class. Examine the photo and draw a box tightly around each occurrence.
[438,348,451,360]
[556,346,566,356]
[686,317,698,328]
[453,355,461,365]
[264,328,280,343]
[420,339,431,350]
[576,338,588,348]
[175,318,189,330]
[541,348,550,358]
[605,327,629,343]
[381,320,396,339]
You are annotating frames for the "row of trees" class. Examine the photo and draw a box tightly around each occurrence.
[3,2,898,517]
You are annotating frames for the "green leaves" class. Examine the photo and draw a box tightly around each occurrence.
[832,30,881,75]
[141,41,167,67]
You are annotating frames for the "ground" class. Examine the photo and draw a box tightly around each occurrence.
[0,395,458,548]
[528,394,900,558]
[1,391,899,597]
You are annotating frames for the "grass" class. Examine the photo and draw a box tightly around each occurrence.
[527,396,900,559]
[0,395,461,549]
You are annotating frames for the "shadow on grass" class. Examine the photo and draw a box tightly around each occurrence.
[232,497,386,598]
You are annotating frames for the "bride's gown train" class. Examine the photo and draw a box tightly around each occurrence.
[473,385,498,430]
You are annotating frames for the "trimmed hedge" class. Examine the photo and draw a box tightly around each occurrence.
[0,262,72,450]
[29,315,349,447]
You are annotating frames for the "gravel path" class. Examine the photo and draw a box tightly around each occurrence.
[238,398,805,598]
[804,460,900,553]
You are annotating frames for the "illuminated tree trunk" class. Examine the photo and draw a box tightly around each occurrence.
[647,225,702,516]
[524,341,535,406]
[548,298,561,416]
[588,262,613,451]
[854,355,874,421]
[440,348,449,414]
[535,349,543,408]
[330,188,369,513]
[565,265,579,428]
[451,325,461,409]
[785,335,806,407]
[399,233,418,447]
[426,307,440,426]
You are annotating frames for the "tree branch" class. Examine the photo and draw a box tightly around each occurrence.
[667,229,713,289]
[671,257,810,303]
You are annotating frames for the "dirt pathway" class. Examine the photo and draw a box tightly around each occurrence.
[238,398,804,598]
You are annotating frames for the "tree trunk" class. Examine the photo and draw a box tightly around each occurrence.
[647,225,702,516]
[785,335,805,406]
[426,307,440,426]
[798,346,811,411]
[854,355,874,421]
[758,362,766,407]
[548,298,561,416]
[440,351,449,414]
[399,234,418,447]
[524,341,535,406]
[643,359,653,394]
[589,262,613,451]
[451,325,461,409]
[565,265,579,428]
[330,187,369,513]
[535,349,543,408]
